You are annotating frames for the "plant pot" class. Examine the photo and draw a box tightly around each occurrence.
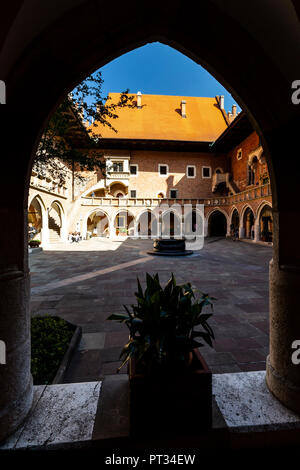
[29,241,41,248]
[128,348,212,437]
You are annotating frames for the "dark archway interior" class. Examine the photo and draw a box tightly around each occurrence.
[231,209,240,232]
[209,211,227,237]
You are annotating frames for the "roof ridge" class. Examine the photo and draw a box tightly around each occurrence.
[107,92,218,99]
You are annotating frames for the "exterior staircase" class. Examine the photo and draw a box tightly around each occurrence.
[48,215,62,243]
[212,172,239,195]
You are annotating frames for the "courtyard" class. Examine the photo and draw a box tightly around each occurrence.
[29,237,272,381]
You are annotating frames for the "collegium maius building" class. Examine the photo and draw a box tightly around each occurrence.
[28,92,272,245]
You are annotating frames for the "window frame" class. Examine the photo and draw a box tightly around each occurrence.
[116,215,126,228]
[169,189,178,199]
[186,165,196,178]
[130,164,138,176]
[112,161,124,172]
[158,164,169,177]
[202,166,211,179]
[236,148,243,160]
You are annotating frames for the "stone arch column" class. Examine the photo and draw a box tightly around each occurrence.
[266,204,300,413]
[0,147,33,442]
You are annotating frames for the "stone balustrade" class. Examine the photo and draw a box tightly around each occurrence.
[80,183,271,207]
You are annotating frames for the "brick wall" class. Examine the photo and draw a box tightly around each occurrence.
[228,132,269,191]
[112,149,229,199]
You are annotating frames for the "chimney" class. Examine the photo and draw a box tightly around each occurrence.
[232,104,237,118]
[137,91,142,109]
[219,95,224,110]
[181,100,186,118]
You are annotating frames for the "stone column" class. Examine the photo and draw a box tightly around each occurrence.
[0,269,33,441]
[0,104,34,442]
[266,209,300,413]
[41,207,49,247]
[254,218,260,242]
[0,191,33,441]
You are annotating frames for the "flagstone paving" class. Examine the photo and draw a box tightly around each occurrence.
[29,237,272,381]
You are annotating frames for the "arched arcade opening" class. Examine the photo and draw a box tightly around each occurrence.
[87,210,110,238]
[208,210,227,237]
[48,201,63,243]
[28,196,43,243]
[114,210,135,237]
[259,204,273,243]
[137,211,158,237]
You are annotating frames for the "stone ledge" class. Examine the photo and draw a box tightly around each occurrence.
[0,382,101,450]
[1,372,300,450]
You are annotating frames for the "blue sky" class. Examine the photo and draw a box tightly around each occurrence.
[99,42,241,114]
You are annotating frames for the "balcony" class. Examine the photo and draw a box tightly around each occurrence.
[80,183,271,208]
[106,171,130,180]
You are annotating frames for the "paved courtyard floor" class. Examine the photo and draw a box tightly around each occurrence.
[29,237,272,381]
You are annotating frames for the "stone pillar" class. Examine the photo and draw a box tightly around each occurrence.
[41,208,49,247]
[0,106,34,442]
[239,226,245,238]
[226,223,231,237]
[0,183,33,441]
[266,209,300,413]
[0,269,33,441]
[254,219,260,242]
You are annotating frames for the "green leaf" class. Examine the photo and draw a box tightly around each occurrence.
[107,313,129,322]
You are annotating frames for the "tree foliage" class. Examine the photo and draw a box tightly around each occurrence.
[33,71,135,185]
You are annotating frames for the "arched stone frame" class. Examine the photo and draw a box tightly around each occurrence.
[28,194,49,247]
[205,207,230,237]
[1,2,300,441]
[49,199,68,242]
[229,205,240,236]
[108,181,128,198]
[83,208,111,240]
[160,208,182,239]
[240,203,255,239]
[229,205,240,223]
[183,208,204,239]
[255,200,273,242]
[81,181,106,198]
[236,148,243,160]
[214,167,224,174]
[113,208,135,238]
[135,209,158,239]
[248,145,265,166]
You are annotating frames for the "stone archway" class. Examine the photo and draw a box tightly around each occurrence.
[137,210,158,237]
[161,210,181,238]
[184,209,204,238]
[28,196,44,243]
[230,208,240,237]
[0,1,300,441]
[48,201,63,243]
[86,210,110,238]
[113,210,135,237]
[258,204,273,242]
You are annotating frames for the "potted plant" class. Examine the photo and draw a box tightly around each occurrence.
[107,273,215,437]
[29,239,41,248]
